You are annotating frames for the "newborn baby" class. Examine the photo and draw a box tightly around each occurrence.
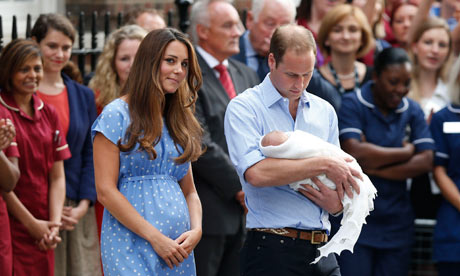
[260,130,377,263]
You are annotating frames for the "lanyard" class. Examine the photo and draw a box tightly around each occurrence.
[328,63,360,95]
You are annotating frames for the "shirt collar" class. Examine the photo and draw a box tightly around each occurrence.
[243,31,258,58]
[358,81,409,113]
[260,74,311,108]
[196,46,229,69]
[0,91,44,118]
[448,103,460,113]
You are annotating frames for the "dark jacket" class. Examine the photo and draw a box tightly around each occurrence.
[62,73,98,203]
[192,53,259,235]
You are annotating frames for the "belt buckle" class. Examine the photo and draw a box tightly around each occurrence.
[310,230,323,244]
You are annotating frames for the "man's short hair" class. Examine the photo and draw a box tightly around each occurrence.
[251,0,296,23]
[189,0,234,44]
[124,7,164,25]
[269,24,317,66]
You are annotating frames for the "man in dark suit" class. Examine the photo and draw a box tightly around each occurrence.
[188,1,259,276]
[231,0,296,81]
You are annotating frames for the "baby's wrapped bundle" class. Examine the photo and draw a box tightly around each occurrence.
[259,130,377,263]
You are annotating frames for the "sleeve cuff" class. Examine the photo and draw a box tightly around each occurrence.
[236,149,266,181]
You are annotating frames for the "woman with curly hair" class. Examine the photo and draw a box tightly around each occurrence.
[89,25,147,113]
[89,25,147,237]
[92,27,203,275]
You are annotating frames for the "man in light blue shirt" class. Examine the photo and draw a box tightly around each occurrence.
[224,24,362,275]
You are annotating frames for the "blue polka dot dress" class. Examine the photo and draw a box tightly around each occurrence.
[91,99,196,276]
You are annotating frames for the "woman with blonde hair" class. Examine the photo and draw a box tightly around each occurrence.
[89,25,147,235]
[408,17,453,118]
[89,24,147,113]
[92,27,203,275]
[408,19,453,213]
[317,4,375,106]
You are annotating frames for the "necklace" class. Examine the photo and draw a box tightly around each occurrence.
[328,63,360,94]
[336,72,355,79]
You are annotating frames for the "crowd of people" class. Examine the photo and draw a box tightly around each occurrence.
[0,0,459,275]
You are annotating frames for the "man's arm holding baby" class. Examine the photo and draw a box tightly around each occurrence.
[244,156,361,203]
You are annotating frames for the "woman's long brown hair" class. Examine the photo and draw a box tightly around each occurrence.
[118,28,203,164]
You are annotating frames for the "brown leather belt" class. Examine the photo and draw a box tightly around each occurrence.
[250,228,328,244]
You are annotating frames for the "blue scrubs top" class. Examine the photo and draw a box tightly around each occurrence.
[430,104,460,262]
[338,81,435,248]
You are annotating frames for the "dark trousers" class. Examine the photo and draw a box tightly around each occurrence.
[338,243,411,276]
[194,228,245,276]
[240,231,340,276]
[437,262,460,276]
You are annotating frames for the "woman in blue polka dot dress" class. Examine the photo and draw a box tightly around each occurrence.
[92,28,203,275]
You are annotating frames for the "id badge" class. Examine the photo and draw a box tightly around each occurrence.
[443,122,460,133]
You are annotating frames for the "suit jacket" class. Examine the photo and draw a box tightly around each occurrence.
[192,52,259,235]
[231,34,248,66]
[62,74,98,203]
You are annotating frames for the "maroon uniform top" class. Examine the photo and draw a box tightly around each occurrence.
[0,106,19,276]
[0,91,71,276]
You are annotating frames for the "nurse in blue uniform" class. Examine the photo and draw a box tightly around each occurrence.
[430,56,460,276]
[336,47,435,276]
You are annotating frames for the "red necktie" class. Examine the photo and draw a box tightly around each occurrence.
[214,64,236,99]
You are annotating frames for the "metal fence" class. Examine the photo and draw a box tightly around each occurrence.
[410,219,438,276]
[0,0,194,78]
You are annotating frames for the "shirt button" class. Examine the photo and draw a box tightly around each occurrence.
[280,239,284,244]
[262,235,266,240]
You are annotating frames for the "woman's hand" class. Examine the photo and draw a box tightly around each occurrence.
[175,228,202,254]
[26,218,61,250]
[151,234,189,269]
[61,203,89,231]
[40,226,62,250]
[26,218,60,241]
[0,119,16,151]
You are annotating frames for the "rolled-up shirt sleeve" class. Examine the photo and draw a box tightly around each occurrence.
[224,96,265,180]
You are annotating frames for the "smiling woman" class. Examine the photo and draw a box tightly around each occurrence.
[30,13,102,276]
[89,25,147,113]
[408,17,453,118]
[0,38,71,276]
[336,47,435,276]
[92,28,204,275]
[407,17,453,226]
[317,4,374,101]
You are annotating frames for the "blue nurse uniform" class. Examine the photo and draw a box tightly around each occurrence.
[336,81,435,276]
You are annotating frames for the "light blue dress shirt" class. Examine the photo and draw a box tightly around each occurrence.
[224,74,339,232]
[242,31,259,72]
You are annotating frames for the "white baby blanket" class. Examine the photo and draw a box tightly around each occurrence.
[259,130,377,263]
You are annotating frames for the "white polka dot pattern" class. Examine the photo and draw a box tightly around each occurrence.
[92,99,196,275]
